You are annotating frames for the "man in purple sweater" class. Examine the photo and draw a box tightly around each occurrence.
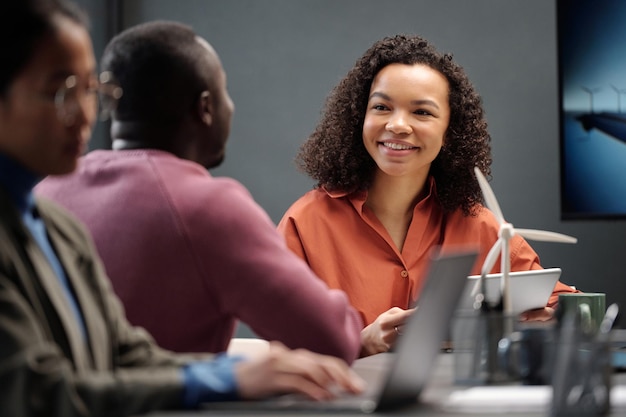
[36,20,362,362]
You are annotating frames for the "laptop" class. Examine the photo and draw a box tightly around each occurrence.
[201,247,478,413]
[459,268,562,315]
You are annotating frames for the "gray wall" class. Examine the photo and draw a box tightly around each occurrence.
[77,0,626,322]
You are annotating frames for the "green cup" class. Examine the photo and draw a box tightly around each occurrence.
[557,293,606,335]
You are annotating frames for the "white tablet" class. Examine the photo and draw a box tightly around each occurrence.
[459,268,562,315]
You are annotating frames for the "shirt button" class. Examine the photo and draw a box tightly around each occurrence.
[400,270,408,278]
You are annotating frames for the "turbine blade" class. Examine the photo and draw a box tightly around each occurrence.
[481,238,503,276]
[474,167,505,224]
[516,228,578,244]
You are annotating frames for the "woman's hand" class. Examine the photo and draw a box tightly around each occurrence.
[359,307,416,357]
[519,306,554,322]
[234,341,365,401]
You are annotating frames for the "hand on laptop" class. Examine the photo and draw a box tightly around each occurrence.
[234,341,365,401]
[519,306,554,322]
[359,307,416,357]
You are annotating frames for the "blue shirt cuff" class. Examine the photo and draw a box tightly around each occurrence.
[182,353,246,408]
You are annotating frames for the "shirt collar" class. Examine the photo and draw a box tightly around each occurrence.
[0,152,41,214]
[322,176,438,213]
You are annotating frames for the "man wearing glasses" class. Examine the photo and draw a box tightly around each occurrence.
[0,1,363,416]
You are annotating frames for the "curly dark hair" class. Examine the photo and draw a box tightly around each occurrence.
[297,34,491,216]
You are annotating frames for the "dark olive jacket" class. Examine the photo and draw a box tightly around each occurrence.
[0,189,201,417]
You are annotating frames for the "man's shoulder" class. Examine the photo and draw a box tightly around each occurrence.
[178,174,252,204]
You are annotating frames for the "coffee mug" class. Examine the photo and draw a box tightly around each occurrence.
[557,293,606,335]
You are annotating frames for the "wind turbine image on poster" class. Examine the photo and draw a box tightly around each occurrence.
[473,167,578,315]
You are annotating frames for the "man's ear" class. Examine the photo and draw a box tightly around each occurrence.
[198,90,213,125]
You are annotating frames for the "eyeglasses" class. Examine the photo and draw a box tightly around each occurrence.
[54,71,123,126]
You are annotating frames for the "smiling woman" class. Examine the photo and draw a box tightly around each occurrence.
[277,34,580,358]
[362,63,450,189]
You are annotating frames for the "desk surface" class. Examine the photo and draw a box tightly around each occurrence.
[145,353,626,417]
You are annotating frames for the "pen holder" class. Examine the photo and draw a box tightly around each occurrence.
[550,312,612,416]
[498,322,556,385]
[452,309,520,385]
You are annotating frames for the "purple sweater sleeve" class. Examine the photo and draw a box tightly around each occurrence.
[181,178,362,364]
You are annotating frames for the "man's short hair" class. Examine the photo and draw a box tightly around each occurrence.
[101,21,213,125]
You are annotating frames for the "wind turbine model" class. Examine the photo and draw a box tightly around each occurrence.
[473,167,578,316]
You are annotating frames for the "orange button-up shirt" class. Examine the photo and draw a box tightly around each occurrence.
[278,178,577,326]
